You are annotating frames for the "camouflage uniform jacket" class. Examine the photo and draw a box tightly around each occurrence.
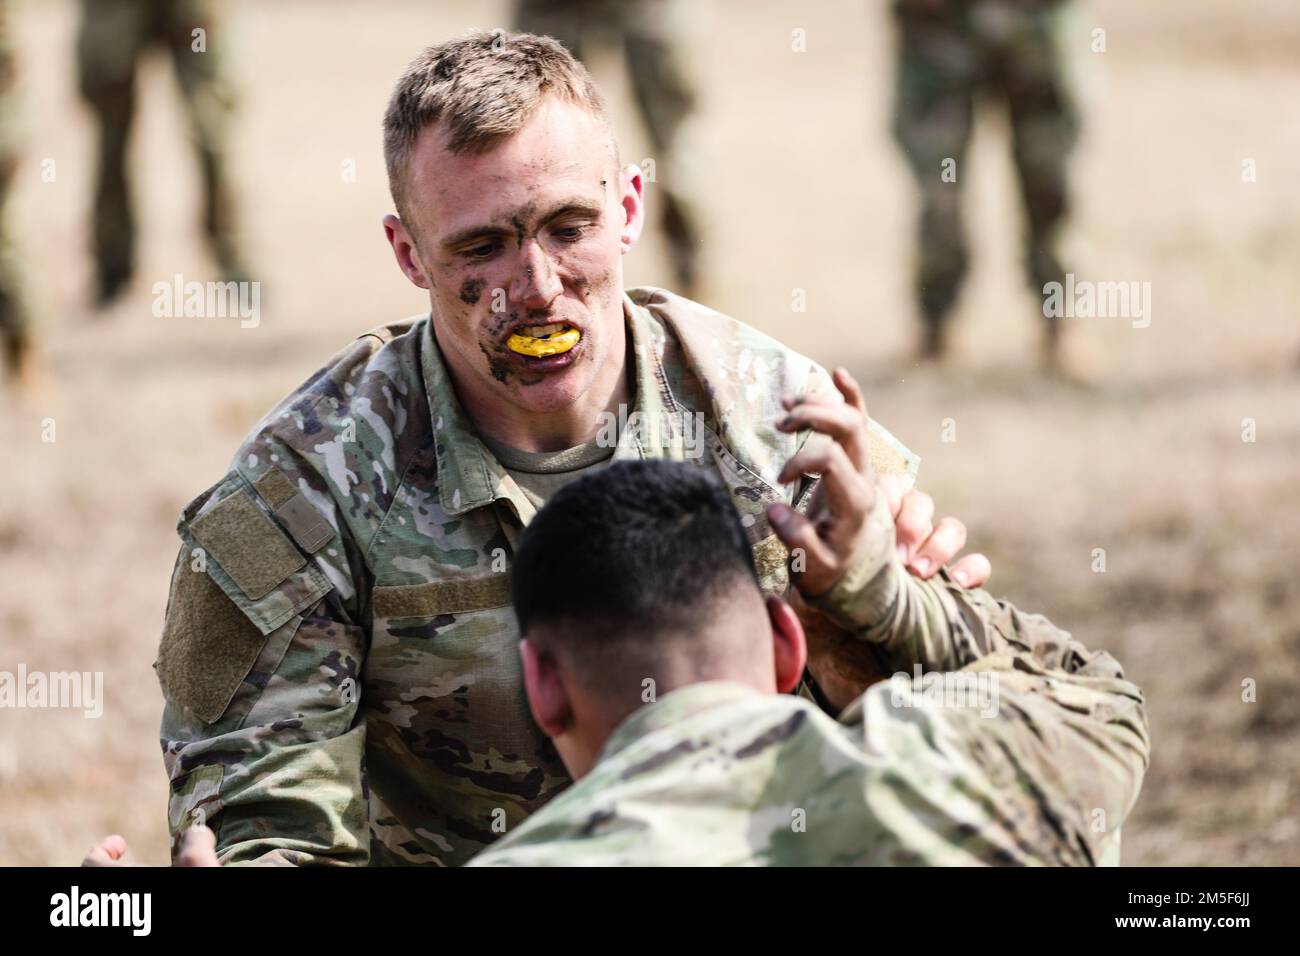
[471,501,1151,866]
[154,287,921,865]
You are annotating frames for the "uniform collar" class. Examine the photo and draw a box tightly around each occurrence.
[421,292,688,519]
[597,681,764,763]
[419,315,500,517]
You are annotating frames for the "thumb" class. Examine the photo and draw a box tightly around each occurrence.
[177,824,220,867]
[82,834,130,867]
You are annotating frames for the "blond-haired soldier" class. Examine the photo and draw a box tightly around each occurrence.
[141,32,995,866]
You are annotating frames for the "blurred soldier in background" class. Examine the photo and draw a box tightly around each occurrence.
[0,0,30,384]
[515,0,702,295]
[892,0,1077,368]
[77,0,245,308]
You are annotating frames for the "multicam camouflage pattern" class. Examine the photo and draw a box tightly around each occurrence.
[77,0,243,295]
[892,0,1077,330]
[472,502,1150,866]
[156,287,920,865]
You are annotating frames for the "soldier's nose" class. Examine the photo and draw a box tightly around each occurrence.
[515,241,562,310]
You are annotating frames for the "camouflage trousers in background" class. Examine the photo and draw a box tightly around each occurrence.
[892,0,1078,343]
[77,0,243,302]
[515,0,703,295]
[0,0,27,375]
[0,148,24,375]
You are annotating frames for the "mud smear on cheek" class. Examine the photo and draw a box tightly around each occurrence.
[479,343,511,384]
[480,311,529,386]
[487,310,515,339]
[479,343,544,387]
[459,278,486,305]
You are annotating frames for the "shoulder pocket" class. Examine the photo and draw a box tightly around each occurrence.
[157,474,332,724]
[185,475,333,634]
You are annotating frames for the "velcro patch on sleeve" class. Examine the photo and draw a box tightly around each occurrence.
[867,419,920,487]
[373,574,513,619]
[254,467,335,554]
[252,467,297,509]
[752,533,788,580]
[155,565,269,724]
[189,488,306,600]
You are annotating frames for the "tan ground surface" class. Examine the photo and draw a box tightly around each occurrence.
[1,0,1297,866]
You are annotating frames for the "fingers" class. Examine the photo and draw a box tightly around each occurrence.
[784,368,867,415]
[893,488,935,564]
[778,368,872,476]
[81,827,223,868]
[176,824,220,867]
[880,481,992,587]
[781,392,833,410]
[775,371,1012,601]
[908,515,966,577]
[82,834,129,867]
[777,441,871,521]
[767,502,834,573]
[776,402,869,473]
[832,367,867,415]
[949,552,992,589]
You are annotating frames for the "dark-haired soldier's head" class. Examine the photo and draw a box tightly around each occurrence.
[513,461,806,779]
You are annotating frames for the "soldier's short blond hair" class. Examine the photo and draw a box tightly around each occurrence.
[383,30,616,223]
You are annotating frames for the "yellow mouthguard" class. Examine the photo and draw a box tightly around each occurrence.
[506,327,581,357]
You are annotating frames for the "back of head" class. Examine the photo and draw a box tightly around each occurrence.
[513,460,770,703]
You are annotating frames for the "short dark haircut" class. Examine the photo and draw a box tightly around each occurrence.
[512,461,759,642]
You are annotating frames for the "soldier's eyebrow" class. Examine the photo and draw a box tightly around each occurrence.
[440,223,507,251]
[440,199,604,250]
[539,200,605,225]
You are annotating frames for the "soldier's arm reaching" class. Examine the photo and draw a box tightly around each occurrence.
[809,483,1147,837]
[767,370,1149,858]
[800,475,1091,676]
[769,367,1103,678]
[779,367,991,707]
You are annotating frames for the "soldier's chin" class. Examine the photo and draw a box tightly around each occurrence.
[504,358,593,412]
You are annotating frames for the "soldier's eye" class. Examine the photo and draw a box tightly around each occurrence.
[554,225,586,242]
[464,242,500,260]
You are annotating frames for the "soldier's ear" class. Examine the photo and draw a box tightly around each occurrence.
[766,597,807,694]
[519,637,571,738]
[383,214,432,290]
[617,164,646,254]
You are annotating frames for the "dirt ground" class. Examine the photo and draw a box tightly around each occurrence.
[1,0,1297,866]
